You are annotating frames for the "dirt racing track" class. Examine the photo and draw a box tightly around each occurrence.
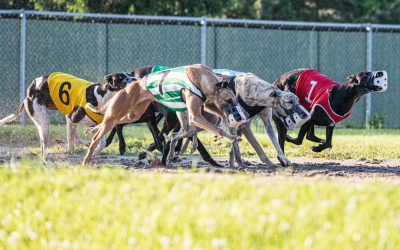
[1,147,399,179]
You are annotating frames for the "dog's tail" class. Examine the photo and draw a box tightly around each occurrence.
[0,101,25,125]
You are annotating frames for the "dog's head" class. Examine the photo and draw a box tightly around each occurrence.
[104,72,135,91]
[272,89,311,130]
[214,82,247,128]
[345,71,388,94]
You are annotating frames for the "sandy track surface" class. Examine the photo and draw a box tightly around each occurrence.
[1,147,399,179]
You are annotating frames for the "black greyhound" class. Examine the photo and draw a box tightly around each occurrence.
[273,69,387,152]
[105,66,222,167]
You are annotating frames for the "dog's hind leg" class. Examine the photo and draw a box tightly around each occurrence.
[105,126,118,148]
[115,125,126,155]
[29,99,49,162]
[306,125,325,143]
[195,138,222,167]
[66,117,77,152]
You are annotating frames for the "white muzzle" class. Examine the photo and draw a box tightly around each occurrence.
[372,71,388,92]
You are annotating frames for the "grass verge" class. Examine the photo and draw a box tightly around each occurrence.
[2,124,399,160]
[0,165,399,249]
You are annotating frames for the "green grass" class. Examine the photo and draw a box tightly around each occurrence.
[0,165,399,249]
[1,126,399,249]
[2,124,398,160]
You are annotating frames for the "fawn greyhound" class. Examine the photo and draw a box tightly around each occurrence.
[82,64,241,165]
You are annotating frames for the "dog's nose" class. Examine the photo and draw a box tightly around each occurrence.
[374,71,384,77]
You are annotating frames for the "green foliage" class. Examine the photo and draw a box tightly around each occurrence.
[369,114,386,129]
[0,166,400,249]
[2,0,400,24]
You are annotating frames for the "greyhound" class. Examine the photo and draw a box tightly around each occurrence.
[213,70,310,167]
[273,69,388,152]
[82,64,240,165]
[0,72,133,162]
[108,67,310,168]
[105,66,224,167]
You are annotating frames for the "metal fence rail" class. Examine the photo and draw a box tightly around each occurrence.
[0,9,399,127]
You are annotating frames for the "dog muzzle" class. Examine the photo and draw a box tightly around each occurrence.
[372,71,388,92]
[224,101,247,128]
[275,105,310,131]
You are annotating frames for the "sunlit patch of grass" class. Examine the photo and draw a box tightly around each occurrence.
[0,166,399,249]
[1,124,399,160]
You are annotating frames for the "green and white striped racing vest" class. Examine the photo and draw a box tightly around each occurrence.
[145,66,206,112]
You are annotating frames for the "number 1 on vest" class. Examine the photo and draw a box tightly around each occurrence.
[305,80,317,104]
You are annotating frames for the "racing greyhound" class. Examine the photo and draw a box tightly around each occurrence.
[108,67,309,167]
[273,69,388,152]
[213,70,310,167]
[0,72,133,162]
[104,65,223,167]
[82,64,240,165]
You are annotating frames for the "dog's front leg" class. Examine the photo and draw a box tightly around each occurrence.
[272,115,288,153]
[306,125,326,143]
[259,109,290,167]
[195,138,222,167]
[312,125,334,152]
[240,122,277,168]
[285,120,312,145]
[193,99,239,141]
[229,127,246,168]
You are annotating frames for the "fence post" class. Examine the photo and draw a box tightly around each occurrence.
[200,17,207,65]
[19,9,26,124]
[365,24,372,128]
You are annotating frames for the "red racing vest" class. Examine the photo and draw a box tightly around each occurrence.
[295,69,351,124]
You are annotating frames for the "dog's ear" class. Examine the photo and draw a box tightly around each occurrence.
[269,89,282,98]
[346,74,359,84]
[104,74,113,85]
[216,81,228,88]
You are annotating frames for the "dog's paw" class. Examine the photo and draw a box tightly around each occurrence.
[84,127,96,135]
[278,155,292,167]
[138,151,147,160]
[311,143,331,152]
[119,146,126,156]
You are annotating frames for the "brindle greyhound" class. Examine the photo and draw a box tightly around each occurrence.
[0,72,133,162]
[273,69,387,152]
[82,64,240,165]
[214,71,309,167]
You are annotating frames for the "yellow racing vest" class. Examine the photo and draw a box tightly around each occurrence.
[48,72,104,124]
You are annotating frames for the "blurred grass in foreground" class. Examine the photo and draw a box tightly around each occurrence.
[0,165,399,249]
[0,124,399,159]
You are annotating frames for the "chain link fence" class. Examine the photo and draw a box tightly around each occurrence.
[0,10,399,128]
